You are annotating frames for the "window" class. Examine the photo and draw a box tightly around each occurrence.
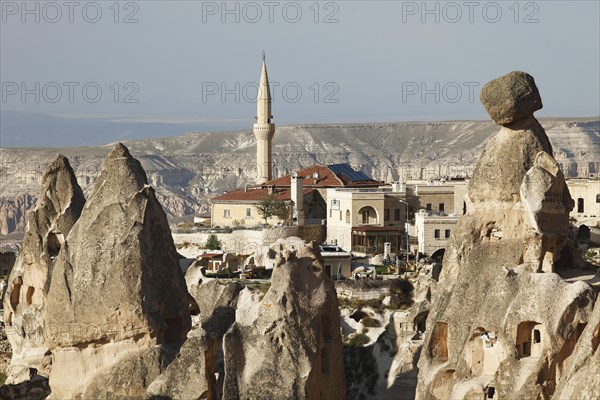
[345,210,350,224]
[434,229,440,239]
[445,229,451,239]
[384,209,390,221]
[246,208,251,219]
[577,198,584,213]
[339,210,342,221]
[533,329,541,343]
[439,203,445,212]
[394,208,400,220]
[426,203,432,211]
[223,209,231,218]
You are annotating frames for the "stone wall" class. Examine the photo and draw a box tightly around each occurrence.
[172,225,325,256]
[335,279,410,301]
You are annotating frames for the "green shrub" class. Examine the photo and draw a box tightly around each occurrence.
[344,343,379,398]
[347,333,370,347]
[361,316,381,328]
[205,234,222,250]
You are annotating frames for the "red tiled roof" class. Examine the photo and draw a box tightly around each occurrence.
[212,187,313,203]
[211,164,381,203]
[200,253,223,259]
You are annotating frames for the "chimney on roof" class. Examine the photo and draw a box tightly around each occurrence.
[244,184,248,193]
[291,176,304,226]
[267,185,274,195]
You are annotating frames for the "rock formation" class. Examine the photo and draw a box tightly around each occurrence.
[148,238,347,400]
[42,143,191,398]
[3,155,85,382]
[553,295,600,399]
[416,72,596,400]
[222,240,346,400]
[0,194,35,236]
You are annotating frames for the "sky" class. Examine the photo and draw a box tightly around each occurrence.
[1,0,599,146]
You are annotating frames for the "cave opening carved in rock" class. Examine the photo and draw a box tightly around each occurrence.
[516,321,543,359]
[47,231,63,258]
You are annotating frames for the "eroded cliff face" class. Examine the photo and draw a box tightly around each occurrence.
[553,296,600,399]
[416,72,597,400]
[147,237,347,400]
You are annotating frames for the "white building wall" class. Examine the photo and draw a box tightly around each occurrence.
[566,179,600,222]
[415,210,459,255]
[325,189,355,250]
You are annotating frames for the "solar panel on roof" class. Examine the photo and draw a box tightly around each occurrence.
[327,163,372,182]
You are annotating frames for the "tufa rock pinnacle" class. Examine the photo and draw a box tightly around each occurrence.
[3,154,85,384]
[43,143,191,398]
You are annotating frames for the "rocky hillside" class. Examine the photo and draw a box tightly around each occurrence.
[1,118,598,235]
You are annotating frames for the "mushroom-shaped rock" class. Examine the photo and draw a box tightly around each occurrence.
[416,74,593,400]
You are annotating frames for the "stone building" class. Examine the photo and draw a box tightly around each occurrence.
[325,180,468,256]
[211,164,381,228]
[406,179,468,216]
[414,210,460,257]
[325,185,407,255]
[566,177,600,220]
[210,58,381,228]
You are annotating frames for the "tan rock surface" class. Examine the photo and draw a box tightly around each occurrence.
[416,73,594,400]
[3,155,85,382]
[148,239,347,400]
[222,240,346,400]
[480,71,543,125]
[553,296,600,399]
[43,144,190,398]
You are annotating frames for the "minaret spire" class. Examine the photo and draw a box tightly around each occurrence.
[253,53,275,184]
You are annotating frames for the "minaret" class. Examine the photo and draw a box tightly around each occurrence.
[253,52,275,184]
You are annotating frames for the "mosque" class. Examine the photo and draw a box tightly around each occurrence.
[210,56,383,229]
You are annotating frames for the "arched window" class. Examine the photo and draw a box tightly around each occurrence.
[357,206,378,224]
[345,209,351,224]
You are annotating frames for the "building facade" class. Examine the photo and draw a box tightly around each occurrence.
[414,210,459,257]
[326,186,407,255]
[566,178,600,221]
[211,164,381,228]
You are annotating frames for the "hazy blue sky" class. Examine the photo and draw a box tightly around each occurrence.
[1,1,599,146]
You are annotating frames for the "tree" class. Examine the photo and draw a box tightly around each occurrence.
[205,234,221,250]
[255,194,286,225]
